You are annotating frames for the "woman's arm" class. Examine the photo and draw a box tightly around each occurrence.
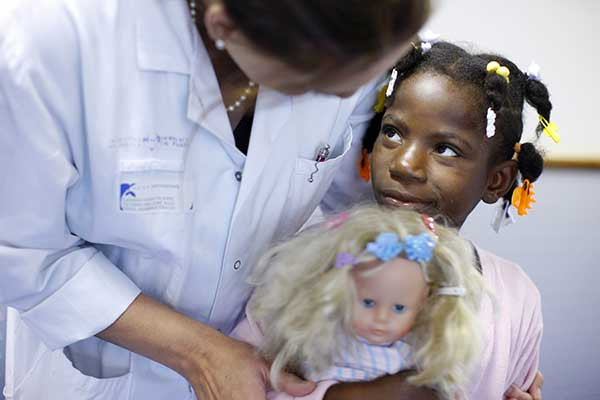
[99,294,315,400]
[98,294,272,400]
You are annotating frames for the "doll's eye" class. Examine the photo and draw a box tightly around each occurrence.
[393,304,406,314]
[362,299,376,308]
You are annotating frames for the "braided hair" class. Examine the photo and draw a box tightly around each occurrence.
[364,41,553,202]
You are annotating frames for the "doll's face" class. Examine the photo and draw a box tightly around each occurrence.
[351,258,429,345]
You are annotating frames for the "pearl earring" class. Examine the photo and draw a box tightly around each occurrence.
[215,39,226,50]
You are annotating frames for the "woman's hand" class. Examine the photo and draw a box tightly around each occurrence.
[185,332,270,399]
[185,331,315,400]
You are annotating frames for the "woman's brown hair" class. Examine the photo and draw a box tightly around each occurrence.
[224,0,430,70]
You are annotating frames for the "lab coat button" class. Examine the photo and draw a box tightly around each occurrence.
[235,171,242,182]
[233,260,241,270]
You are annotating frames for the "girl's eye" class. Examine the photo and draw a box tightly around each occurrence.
[362,299,376,308]
[381,125,403,143]
[393,304,406,314]
[435,144,459,157]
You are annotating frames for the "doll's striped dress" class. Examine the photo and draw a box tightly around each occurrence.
[305,335,414,382]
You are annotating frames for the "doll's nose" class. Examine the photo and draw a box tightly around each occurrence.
[374,307,390,324]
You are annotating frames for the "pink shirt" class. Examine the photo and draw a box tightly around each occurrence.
[469,247,543,398]
[232,246,542,399]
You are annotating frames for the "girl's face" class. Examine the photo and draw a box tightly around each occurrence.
[371,71,511,227]
[352,258,428,345]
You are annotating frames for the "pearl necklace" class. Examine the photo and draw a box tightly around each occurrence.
[188,0,257,113]
[189,0,198,22]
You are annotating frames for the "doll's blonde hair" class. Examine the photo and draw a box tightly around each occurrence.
[249,205,484,399]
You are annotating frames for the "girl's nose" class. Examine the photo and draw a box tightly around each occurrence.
[389,143,427,183]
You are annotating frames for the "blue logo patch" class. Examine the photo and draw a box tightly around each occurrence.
[120,183,136,210]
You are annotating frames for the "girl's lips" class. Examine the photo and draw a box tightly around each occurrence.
[380,192,434,212]
[382,196,420,208]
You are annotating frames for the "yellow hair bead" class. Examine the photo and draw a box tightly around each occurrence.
[486,61,510,83]
[486,61,500,72]
[497,66,510,79]
[374,86,387,113]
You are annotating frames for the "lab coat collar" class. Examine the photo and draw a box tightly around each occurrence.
[136,0,194,75]
[136,0,233,143]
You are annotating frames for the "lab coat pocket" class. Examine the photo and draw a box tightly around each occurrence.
[117,159,193,214]
[7,346,132,400]
[283,124,354,233]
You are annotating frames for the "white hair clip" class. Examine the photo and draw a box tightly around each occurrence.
[419,29,440,54]
[436,287,466,297]
[491,198,516,233]
[385,68,399,97]
[527,61,542,81]
[486,107,497,138]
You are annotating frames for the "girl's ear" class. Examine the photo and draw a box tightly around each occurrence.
[204,2,236,43]
[482,160,518,204]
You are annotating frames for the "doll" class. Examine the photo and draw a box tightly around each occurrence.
[247,206,486,399]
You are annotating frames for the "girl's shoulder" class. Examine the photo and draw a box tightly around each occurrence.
[475,246,541,306]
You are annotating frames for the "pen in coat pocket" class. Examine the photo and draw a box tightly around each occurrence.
[308,144,331,183]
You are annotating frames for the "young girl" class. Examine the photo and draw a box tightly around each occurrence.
[234,206,485,400]
[352,38,551,399]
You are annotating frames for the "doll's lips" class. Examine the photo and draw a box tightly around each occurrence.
[368,327,390,338]
[367,330,392,344]
[371,329,387,337]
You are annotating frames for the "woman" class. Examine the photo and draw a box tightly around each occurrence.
[0,0,429,399]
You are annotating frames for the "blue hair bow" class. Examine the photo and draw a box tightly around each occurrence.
[366,232,434,263]
[404,233,435,263]
[366,233,404,262]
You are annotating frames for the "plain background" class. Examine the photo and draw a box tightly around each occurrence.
[2,1,599,399]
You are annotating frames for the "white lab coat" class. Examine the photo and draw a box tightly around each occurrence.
[0,0,375,399]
